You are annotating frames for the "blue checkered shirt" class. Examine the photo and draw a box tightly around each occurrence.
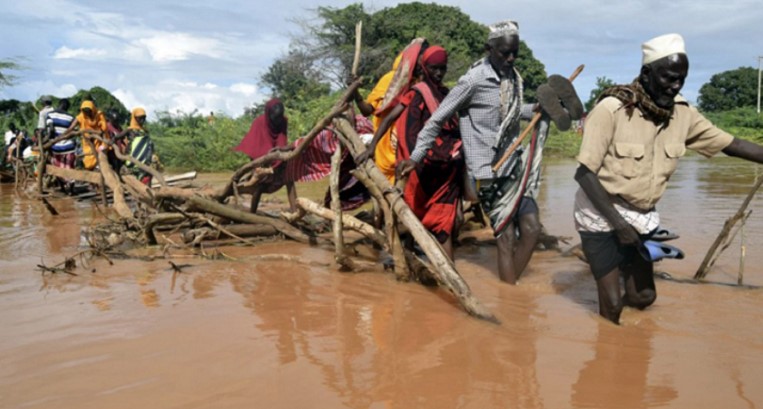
[409,58,533,179]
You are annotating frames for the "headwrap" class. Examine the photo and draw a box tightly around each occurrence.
[420,46,449,100]
[129,107,146,130]
[642,33,686,65]
[488,20,519,41]
[80,100,95,112]
[76,100,107,132]
[234,98,288,160]
[421,46,447,66]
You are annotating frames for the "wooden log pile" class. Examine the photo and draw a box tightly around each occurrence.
[29,79,498,323]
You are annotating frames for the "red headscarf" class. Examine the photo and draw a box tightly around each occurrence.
[421,45,447,66]
[234,98,288,160]
[420,45,449,100]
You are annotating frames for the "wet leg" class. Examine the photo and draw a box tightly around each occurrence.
[249,185,265,213]
[596,268,624,324]
[512,211,541,281]
[285,181,298,212]
[497,224,518,284]
[622,256,657,310]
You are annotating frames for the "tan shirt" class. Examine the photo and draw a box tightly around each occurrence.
[577,96,734,210]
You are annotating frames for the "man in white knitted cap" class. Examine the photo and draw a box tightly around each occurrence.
[398,20,582,284]
[574,33,763,324]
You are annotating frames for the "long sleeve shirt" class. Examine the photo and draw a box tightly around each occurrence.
[409,58,532,180]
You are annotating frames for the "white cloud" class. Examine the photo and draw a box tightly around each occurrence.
[136,33,224,63]
[230,83,257,97]
[53,46,107,60]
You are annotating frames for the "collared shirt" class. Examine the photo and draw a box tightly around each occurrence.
[577,96,734,211]
[409,58,531,180]
[38,106,54,130]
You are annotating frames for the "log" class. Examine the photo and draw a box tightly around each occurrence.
[183,224,279,243]
[96,150,133,219]
[37,134,45,193]
[45,165,103,185]
[297,198,387,250]
[89,134,167,187]
[349,166,407,277]
[330,143,350,269]
[695,176,763,279]
[334,117,498,323]
[181,194,325,246]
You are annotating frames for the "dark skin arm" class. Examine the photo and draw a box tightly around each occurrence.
[722,137,763,163]
[574,165,640,246]
[346,75,375,117]
[356,103,404,164]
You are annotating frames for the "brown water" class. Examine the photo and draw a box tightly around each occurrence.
[1,157,762,409]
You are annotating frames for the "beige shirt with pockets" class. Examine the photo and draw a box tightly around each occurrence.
[577,96,734,211]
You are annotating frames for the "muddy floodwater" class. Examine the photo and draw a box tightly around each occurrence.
[1,156,762,408]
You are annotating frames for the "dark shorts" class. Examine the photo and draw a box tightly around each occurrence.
[514,197,538,223]
[578,230,653,280]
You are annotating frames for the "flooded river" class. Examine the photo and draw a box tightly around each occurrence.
[1,156,762,408]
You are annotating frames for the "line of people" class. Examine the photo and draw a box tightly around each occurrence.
[237,23,763,325]
[5,96,159,194]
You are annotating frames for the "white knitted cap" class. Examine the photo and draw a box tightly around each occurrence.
[642,33,686,65]
[488,20,519,41]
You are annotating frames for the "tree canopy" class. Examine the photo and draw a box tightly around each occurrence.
[697,67,758,112]
[262,2,547,103]
[585,76,616,112]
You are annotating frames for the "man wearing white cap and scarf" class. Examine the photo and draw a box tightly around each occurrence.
[574,33,763,325]
[398,20,582,284]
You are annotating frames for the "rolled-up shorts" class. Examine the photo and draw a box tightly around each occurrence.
[578,230,654,280]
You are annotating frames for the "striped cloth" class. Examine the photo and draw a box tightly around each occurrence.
[285,115,374,183]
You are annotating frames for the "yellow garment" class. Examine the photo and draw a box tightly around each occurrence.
[366,54,403,183]
[77,101,108,170]
[129,107,146,130]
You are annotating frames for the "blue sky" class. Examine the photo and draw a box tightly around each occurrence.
[1,0,760,118]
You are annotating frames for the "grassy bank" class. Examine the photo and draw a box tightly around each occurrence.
[150,104,762,172]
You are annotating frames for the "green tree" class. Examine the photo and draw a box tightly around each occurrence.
[698,67,757,112]
[261,49,330,106]
[0,59,21,89]
[273,2,547,102]
[69,86,129,122]
[585,76,616,111]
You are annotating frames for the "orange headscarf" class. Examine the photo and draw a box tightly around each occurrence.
[129,107,147,130]
[76,101,107,132]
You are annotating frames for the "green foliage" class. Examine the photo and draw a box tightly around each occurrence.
[261,50,331,106]
[585,76,616,112]
[273,2,546,102]
[703,106,763,143]
[0,100,38,134]
[69,86,129,123]
[152,112,253,172]
[698,67,758,112]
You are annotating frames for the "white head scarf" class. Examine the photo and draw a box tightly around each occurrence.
[642,33,686,65]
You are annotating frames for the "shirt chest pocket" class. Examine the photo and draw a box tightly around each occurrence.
[659,143,686,177]
[614,142,645,178]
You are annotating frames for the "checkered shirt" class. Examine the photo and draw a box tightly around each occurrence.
[409,58,533,179]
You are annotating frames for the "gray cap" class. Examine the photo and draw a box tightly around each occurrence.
[41,95,52,103]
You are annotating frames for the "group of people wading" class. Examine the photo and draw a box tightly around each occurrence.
[4,95,156,194]
[236,21,763,324]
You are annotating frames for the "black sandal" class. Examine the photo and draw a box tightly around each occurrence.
[537,83,571,131]
[547,74,584,120]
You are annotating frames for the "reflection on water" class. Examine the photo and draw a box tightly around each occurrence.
[1,156,763,408]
